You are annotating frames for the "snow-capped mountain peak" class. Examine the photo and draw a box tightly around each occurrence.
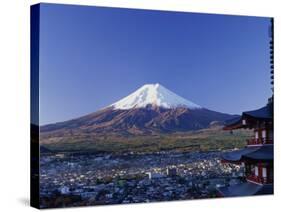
[110,83,202,110]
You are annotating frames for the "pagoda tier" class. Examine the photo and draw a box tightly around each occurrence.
[223,102,273,131]
[221,146,273,186]
[245,161,273,185]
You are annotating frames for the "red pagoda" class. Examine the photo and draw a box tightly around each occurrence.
[218,18,274,197]
[218,99,273,196]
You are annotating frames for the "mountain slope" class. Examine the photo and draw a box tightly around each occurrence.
[41,106,235,136]
[41,83,237,137]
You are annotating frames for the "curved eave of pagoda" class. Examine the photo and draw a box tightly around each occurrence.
[217,182,273,197]
[221,147,258,162]
[223,117,244,130]
[221,146,273,162]
[223,122,244,130]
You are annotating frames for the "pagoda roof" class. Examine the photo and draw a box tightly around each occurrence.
[223,103,273,130]
[243,103,273,120]
[222,145,273,162]
[217,182,273,197]
[243,145,273,161]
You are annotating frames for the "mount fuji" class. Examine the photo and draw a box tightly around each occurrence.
[41,83,236,136]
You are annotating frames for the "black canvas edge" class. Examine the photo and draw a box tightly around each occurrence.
[30,4,40,209]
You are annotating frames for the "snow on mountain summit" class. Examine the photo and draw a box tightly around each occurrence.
[110,83,202,110]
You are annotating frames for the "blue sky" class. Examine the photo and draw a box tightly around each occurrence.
[39,3,272,125]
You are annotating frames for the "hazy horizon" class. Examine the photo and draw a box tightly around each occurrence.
[39,4,272,125]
